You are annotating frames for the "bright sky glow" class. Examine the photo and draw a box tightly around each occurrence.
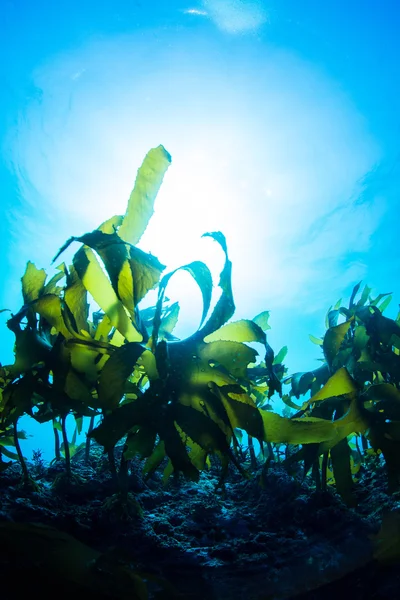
[7,32,380,340]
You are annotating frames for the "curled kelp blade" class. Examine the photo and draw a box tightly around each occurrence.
[151,260,213,349]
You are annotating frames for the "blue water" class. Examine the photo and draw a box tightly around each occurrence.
[1,0,399,460]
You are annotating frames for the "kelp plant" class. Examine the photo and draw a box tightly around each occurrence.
[283,284,400,505]
[0,145,384,505]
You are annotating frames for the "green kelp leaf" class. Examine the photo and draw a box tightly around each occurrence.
[122,381,142,403]
[90,391,157,450]
[246,366,270,387]
[252,310,271,331]
[307,395,347,423]
[21,261,47,328]
[43,268,65,296]
[392,335,400,351]
[204,319,266,344]
[189,231,235,342]
[152,261,213,347]
[143,440,166,478]
[58,231,128,298]
[157,412,200,481]
[370,292,392,307]
[323,319,353,368]
[357,284,372,307]
[45,343,98,416]
[58,230,165,319]
[273,346,288,365]
[204,320,278,398]
[300,443,321,479]
[199,340,258,379]
[309,335,323,346]
[139,305,157,325]
[159,302,180,338]
[73,246,142,342]
[174,342,246,392]
[260,411,335,445]
[378,295,393,314]
[173,422,225,478]
[98,342,146,411]
[0,522,148,599]
[136,349,160,381]
[67,340,110,385]
[208,382,264,442]
[64,265,89,335]
[313,404,369,458]
[124,426,157,460]
[33,294,76,339]
[333,298,342,310]
[70,423,77,449]
[64,370,99,410]
[1,375,36,423]
[126,245,166,307]
[353,325,370,358]
[263,395,366,446]
[53,419,62,432]
[330,438,357,507]
[287,364,330,399]
[93,315,112,343]
[324,299,343,330]
[203,314,281,396]
[173,402,232,456]
[363,383,400,420]
[61,423,85,459]
[10,329,52,376]
[172,340,258,443]
[176,386,233,441]
[0,448,15,462]
[32,393,93,424]
[98,214,123,234]
[61,439,85,459]
[288,371,315,399]
[325,306,341,329]
[162,459,174,485]
[75,415,83,436]
[306,367,357,406]
[21,261,46,303]
[349,281,362,308]
[282,394,302,411]
[187,439,209,471]
[0,446,17,460]
[0,436,15,448]
[358,306,400,345]
[118,145,171,245]
[355,350,387,380]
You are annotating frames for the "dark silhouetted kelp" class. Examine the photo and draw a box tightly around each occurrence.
[1,146,400,599]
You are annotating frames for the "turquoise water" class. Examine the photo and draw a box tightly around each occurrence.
[1,1,399,460]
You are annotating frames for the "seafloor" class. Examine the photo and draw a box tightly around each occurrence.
[0,442,399,600]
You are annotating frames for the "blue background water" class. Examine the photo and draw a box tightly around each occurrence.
[1,0,399,460]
